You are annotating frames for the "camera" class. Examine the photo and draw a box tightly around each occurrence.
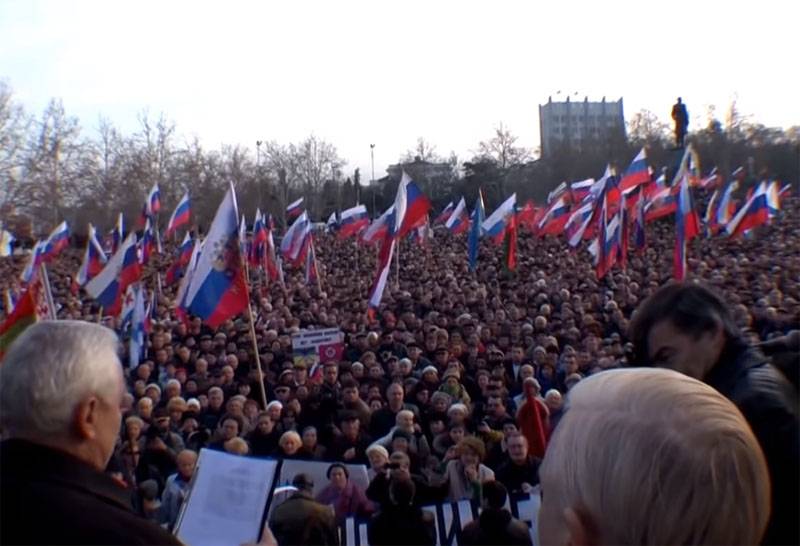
[386,462,401,470]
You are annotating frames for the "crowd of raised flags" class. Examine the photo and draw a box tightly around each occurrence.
[0,146,790,363]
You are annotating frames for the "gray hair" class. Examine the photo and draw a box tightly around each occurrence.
[0,321,121,440]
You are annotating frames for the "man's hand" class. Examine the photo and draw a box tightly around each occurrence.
[521,482,533,494]
[464,464,479,483]
[343,447,356,460]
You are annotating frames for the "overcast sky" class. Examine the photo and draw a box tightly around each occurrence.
[2,0,798,180]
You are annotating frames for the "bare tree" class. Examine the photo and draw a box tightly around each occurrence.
[0,81,30,215]
[401,137,442,163]
[22,99,93,230]
[294,135,344,220]
[627,109,670,147]
[475,123,531,169]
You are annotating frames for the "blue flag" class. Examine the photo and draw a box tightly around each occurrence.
[468,190,485,271]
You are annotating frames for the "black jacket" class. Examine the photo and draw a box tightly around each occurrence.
[0,438,181,545]
[495,456,540,496]
[705,342,799,546]
[368,504,436,546]
[460,508,532,546]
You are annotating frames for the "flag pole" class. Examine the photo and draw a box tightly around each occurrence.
[39,264,57,320]
[247,298,269,411]
[240,238,267,410]
[395,238,400,288]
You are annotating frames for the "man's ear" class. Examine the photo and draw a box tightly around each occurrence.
[563,506,600,546]
[74,396,99,440]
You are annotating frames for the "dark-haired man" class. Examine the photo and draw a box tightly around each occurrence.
[630,282,798,546]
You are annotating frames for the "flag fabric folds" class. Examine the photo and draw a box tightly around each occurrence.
[74,224,108,293]
[165,233,195,286]
[165,193,191,237]
[468,191,485,272]
[182,184,249,328]
[433,201,455,225]
[445,197,469,234]
[725,182,771,239]
[39,221,70,263]
[619,148,649,195]
[483,194,517,244]
[0,276,45,360]
[393,172,432,238]
[361,206,394,245]
[286,197,304,219]
[338,205,369,239]
[280,211,312,266]
[85,232,141,315]
[674,172,700,280]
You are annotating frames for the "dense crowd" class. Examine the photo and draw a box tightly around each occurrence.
[0,191,798,542]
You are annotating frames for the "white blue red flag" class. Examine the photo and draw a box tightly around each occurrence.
[725,182,770,239]
[393,172,431,238]
[286,197,304,219]
[433,201,455,225]
[483,193,517,244]
[445,197,469,234]
[165,192,191,237]
[39,221,70,263]
[73,224,108,293]
[338,205,370,239]
[674,172,700,280]
[280,211,312,266]
[361,206,394,245]
[183,184,249,328]
[619,148,649,195]
[85,231,141,314]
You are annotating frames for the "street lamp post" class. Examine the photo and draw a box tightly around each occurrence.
[370,143,376,214]
[256,140,263,208]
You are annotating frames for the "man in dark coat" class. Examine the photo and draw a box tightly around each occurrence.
[460,481,531,546]
[269,474,339,546]
[0,321,180,545]
[367,478,436,546]
[630,283,799,546]
[495,433,540,496]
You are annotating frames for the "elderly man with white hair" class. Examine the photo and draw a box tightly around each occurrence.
[0,321,180,545]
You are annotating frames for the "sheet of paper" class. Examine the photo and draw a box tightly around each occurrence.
[175,449,278,546]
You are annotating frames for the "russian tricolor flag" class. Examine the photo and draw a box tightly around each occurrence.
[286,197,304,219]
[338,204,370,239]
[280,211,312,266]
[74,224,108,291]
[674,172,700,280]
[85,232,141,314]
[183,184,249,328]
[570,178,595,202]
[644,184,679,222]
[393,172,431,239]
[725,182,770,239]
[165,233,195,286]
[482,194,517,244]
[619,148,650,195]
[445,197,469,234]
[433,201,455,225]
[146,183,161,216]
[536,195,570,237]
[39,221,70,263]
[361,206,394,245]
[165,193,191,237]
